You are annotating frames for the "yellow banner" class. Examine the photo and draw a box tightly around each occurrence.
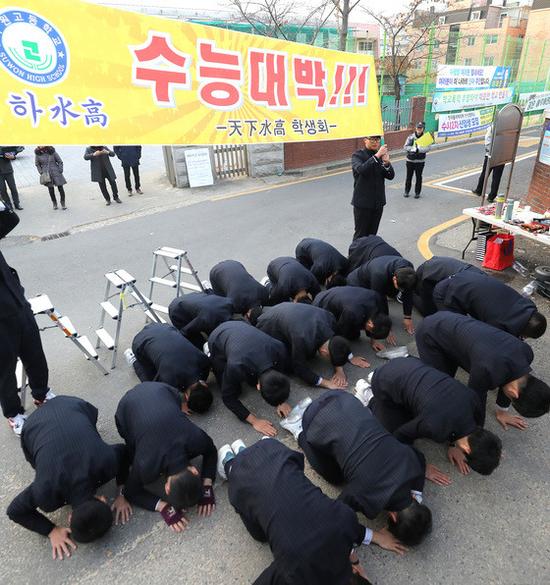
[0,0,382,144]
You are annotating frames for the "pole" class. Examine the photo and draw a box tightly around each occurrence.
[379,29,386,103]
[536,39,547,83]
[502,35,510,67]
[480,34,487,65]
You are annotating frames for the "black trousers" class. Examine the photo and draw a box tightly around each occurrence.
[47,185,65,206]
[123,165,140,191]
[475,156,505,200]
[0,172,20,208]
[353,206,384,240]
[97,177,118,202]
[0,306,49,418]
[405,161,425,195]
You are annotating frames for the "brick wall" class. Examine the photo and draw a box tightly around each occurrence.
[525,116,550,213]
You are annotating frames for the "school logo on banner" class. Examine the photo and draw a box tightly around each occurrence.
[0,8,69,86]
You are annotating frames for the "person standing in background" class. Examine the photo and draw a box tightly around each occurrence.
[403,122,430,199]
[472,125,505,202]
[114,145,143,196]
[35,146,68,210]
[351,136,395,240]
[84,146,121,206]
[0,147,23,210]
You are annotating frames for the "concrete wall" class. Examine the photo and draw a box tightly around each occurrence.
[247,143,284,177]
[163,145,216,188]
[525,114,550,212]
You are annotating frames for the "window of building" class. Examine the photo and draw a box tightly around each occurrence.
[357,40,374,53]
[464,58,473,65]
[499,13,508,28]
[438,16,446,25]
[483,56,494,65]
[486,34,498,44]
[471,10,481,20]
[465,36,475,46]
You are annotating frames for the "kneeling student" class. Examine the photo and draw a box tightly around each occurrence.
[264,256,321,304]
[126,322,212,414]
[295,237,348,287]
[347,235,402,272]
[7,396,131,559]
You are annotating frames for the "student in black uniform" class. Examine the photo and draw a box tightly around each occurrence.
[125,322,213,414]
[7,396,131,559]
[115,382,217,531]
[295,238,348,287]
[347,235,401,272]
[209,259,268,316]
[264,256,321,305]
[416,312,550,430]
[369,357,502,477]
[313,286,392,350]
[168,291,233,349]
[432,270,547,339]
[346,255,417,334]
[414,256,484,316]
[253,302,369,389]
[0,204,54,435]
[208,321,291,437]
[219,438,373,584]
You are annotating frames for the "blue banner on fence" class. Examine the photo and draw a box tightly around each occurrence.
[437,107,494,137]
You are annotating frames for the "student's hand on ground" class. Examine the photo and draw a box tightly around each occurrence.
[386,332,397,346]
[320,377,345,390]
[252,418,277,436]
[48,526,77,560]
[277,402,292,418]
[370,339,386,352]
[350,355,370,368]
[331,368,348,387]
[425,463,452,486]
[197,485,216,517]
[495,409,528,431]
[447,446,470,475]
[403,318,415,335]
[372,527,408,555]
[112,494,132,525]
[169,517,189,533]
[181,401,191,415]
[352,561,370,581]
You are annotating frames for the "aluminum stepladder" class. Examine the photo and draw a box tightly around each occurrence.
[148,247,205,315]
[95,269,163,369]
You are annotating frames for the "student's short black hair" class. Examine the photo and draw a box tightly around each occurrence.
[327,273,347,289]
[512,375,550,418]
[388,500,432,546]
[395,267,417,290]
[328,335,351,367]
[169,469,202,509]
[259,369,290,406]
[521,311,547,339]
[70,499,112,543]
[296,296,312,305]
[248,305,264,326]
[368,313,392,339]
[187,383,213,414]
[466,428,502,475]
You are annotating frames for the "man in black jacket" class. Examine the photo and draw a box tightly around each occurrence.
[295,238,348,287]
[115,382,217,531]
[220,438,372,584]
[416,312,550,429]
[126,323,213,414]
[432,270,547,339]
[414,256,483,316]
[168,291,233,348]
[254,303,369,389]
[209,259,268,315]
[0,204,52,435]
[351,136,395,240]
[348,235,401,272]
[7,396,131,559]
[0,147,22,209]
[264,256,321,305]
[369,357,502,476]
[403,122,430,199]
[208,321,291,436]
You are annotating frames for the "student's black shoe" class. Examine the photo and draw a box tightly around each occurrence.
[403,192,409,198]
[14,205,23,210]
[114,197,122,204]
[471,189,481,196]
[487,197,495,203]
[105,201,111,206]
[414,194,420,199]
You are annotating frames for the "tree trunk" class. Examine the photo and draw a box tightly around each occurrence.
[339,0,350,51]
[394,76,402,129]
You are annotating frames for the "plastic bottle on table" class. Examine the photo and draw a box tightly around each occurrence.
[494,195,505,219]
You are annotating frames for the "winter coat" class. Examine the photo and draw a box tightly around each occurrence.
[0,148,15,175]
[351,148,395,209]
[113,145,142,168]
[34,147,67,187]
[84,146,117,183]
[404,132,430,162]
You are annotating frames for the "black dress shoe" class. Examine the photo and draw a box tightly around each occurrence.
[114,197,122,204]
[414,194,420,199]
[15,205,23,210]
[471,190,481,196]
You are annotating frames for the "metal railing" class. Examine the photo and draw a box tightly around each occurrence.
[381,98,412,132]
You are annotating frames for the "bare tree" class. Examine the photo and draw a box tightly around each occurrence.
[331,0,363,51]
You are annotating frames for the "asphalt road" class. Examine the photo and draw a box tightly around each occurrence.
[1,131,548,585]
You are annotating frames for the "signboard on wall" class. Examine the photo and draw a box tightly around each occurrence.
[518,92,550,113]
[432,88,513,112]
[184,148,214,187]
[436,65,512,90]
[539,120,550,166]
[437,107,494,137]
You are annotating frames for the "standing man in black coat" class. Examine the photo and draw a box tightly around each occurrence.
[348,235,401,272]
[84,146,121,206]
[113,145,143,195]
[351,136,395,240]
[0,204,53,435]
[7,396,132,559]
[295,238,349,287]
[0,147,23,209]
[416,312,550,429]
[403,122,430,199]
[264,256,321,305]
[219,438,372,584]
[115,382,217,531]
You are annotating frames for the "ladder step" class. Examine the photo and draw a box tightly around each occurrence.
[150,276,177,288]
[105,271,127,288]
[100,301,120,319]
[169,264,194,275]
[154,246,186,259]
[151,303,169,314]
[28,294,54,315]
[145,309,166,323]
[115,269,136,284]
[96,328,115,349]
[130,290,151,305]
[179,282,203,292]
[76,335,99,359]
[59,316,77,336]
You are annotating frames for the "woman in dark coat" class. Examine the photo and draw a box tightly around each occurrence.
[113,145,142,195]
[83,146,121,206]
[35,146,67,210]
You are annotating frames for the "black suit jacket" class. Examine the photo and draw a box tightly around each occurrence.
[313,286,388,340]
[168,292,233,337]
[132,323,210,390]
[432,270,536,337]
[371,357,482,445]
[115,382,217,510]
[0,204,27,318]
[256,303,335,386]
[208,321,290,420]
[351,148,395,209]
[295,238,348,284]
[266,256,321,304]
[302,391,426,519]
[7,396,127,536]
[210,259,268,314]
[228,439,366,585]
[347,235,401,271]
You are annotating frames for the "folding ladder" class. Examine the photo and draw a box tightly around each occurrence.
[95,269,162,369]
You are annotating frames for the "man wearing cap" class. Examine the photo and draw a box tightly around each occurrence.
[351,136,395,240]
[403,122,430,199]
